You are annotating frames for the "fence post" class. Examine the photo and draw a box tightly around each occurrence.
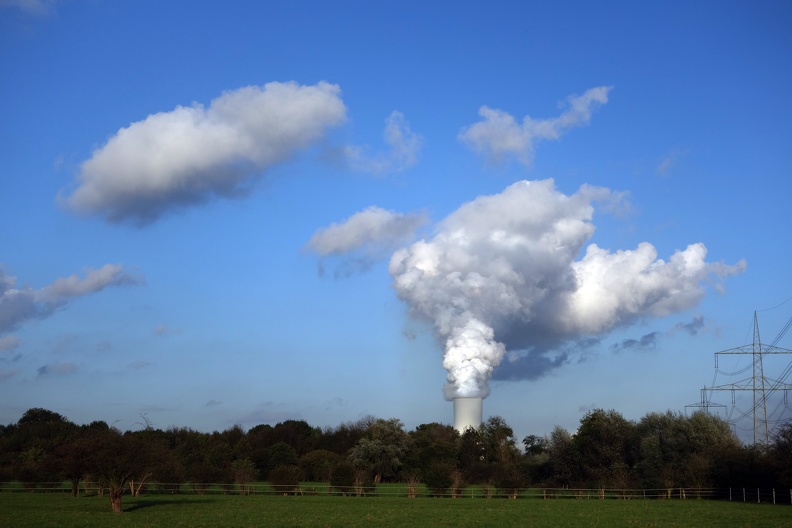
[743,488,745,502]
[729,488,732,501]
[757,488,760,503]
[773,489,775,505]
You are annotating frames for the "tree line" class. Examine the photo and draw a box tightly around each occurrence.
[1,407,790,512]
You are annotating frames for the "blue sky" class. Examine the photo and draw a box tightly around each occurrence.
[1,0,791,443]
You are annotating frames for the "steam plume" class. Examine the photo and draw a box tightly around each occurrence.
[388,179,745,399]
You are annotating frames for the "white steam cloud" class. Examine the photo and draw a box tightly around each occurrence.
[458,86,611,166]
[62,81,347,225]
[388,179,745,399]
[0,264,142,336]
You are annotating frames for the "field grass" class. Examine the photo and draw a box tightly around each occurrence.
[1,491,790,528]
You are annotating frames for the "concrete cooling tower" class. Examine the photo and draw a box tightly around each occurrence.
[453,397,483,432]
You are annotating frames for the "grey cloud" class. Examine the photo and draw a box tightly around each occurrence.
[37,362,77,376]
[674,315,705,336]
[493,349,569,381]
[0,264,141,335]
[153,325,183,337]
[610,331,660,352]
[0,369,19,382]
[127,360,153,369]
[0,335,20,351]
[237,403,296,427]
[3,354,21,363]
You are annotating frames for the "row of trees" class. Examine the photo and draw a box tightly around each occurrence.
[1,407,790,512]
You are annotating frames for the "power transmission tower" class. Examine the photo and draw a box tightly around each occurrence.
[698,312,792,444]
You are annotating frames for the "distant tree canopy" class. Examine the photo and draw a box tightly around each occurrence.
[17,408,70,425]
[1,406,789,512]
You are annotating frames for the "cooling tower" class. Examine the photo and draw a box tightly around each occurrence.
[453,397,483,432]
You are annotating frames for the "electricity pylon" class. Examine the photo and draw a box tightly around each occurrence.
[698,312,792,444]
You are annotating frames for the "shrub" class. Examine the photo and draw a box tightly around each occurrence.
[450,469,466,498]
[353,468,376,496]
[268,465,300,494]
[423,461,454,497]
[330,462,355,496]
[404,471,421,498]
[298,450,340,482]
[231,458,258,495]
[494,464,526,499]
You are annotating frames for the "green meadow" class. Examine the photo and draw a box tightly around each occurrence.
[1,492,789,528]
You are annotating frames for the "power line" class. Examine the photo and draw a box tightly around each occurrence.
[688,312,792,444]
[758,295,792,313]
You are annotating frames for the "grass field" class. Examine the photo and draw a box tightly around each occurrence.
[1,491,790,528]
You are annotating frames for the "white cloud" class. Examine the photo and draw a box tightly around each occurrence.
[388,179,745,399]
[63,81,347,225]
[0,264,142,335]
[656,148,688,175]
[306,206,428,277]
[458,86,611,166]
[0,0,55,15]
[307,206,427,256]
[344,111,422,175]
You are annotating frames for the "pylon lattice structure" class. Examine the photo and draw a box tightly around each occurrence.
[688,312,792,445]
